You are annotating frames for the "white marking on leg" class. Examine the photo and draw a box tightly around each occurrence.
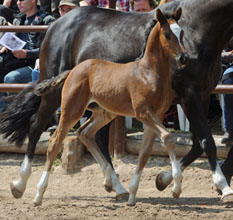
[112,170,128,196]
[12,155,32,192]
[128,171,142,206]
[103,164,112,189]
[159,160,185,188]
[33,171,50,206]
[171,158,182,197]
[213,163,233,198]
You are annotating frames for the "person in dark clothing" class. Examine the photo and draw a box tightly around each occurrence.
[0,0,19,24]
[39,0,61,19]
[221,38,233,144]
[0,0,55,113]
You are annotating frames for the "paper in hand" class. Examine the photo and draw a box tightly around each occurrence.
[0,32,26,51]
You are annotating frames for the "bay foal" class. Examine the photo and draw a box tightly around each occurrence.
[33,8,188,206]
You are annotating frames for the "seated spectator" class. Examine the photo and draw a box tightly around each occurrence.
[131,0,155,12]
[39,0,62,19]
[3,0,19,15]
[0,15,8,41]
[80,0,130,11]
[57,0,79,17]
[0,0,19,24]
[0,0,55,113]
[221,38,233,144]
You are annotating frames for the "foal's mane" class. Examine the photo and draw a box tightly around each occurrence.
[137,18,157,60]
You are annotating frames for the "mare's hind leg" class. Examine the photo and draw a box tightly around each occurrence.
[10,95,60,199]
[78,109,129,201]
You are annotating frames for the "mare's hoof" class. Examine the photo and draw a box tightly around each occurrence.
[104,185,113,193]
[156,172,168,191]
[10,183,24,199]
[221,193,233,204]
[115,192,129,201]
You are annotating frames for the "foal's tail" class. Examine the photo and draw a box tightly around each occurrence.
[0,70,70,147]
[0,83,41,147]
[34,70,70,96]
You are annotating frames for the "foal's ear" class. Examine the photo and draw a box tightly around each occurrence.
[172,7,182,22]
[156,8,167,26]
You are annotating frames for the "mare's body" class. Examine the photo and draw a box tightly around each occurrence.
[33,9,186,206]
[1,0,233,202]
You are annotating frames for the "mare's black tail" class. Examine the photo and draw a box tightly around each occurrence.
[0,70,70,147]
[0,83,41,147]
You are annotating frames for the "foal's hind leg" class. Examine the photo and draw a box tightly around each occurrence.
[33,81,90,206]
[78,109,129,201]
[10,95,60,199]
[33,108,84,206]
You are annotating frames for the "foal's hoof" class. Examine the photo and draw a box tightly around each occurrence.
[115,192,129,201]
[216,189,222,196]
[127,201,136,206]
[33,200,42,207]
[221,193,233,204]
[172,191,181,199]
[104,184,113,193]
[10,183,24,199]
[156,172,169,191]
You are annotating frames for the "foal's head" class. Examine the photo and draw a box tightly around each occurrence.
[156,8,189,70]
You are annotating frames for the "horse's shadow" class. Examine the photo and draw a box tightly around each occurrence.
[118,153,211,171]
[64,195,233,214]
[0,153,45,167]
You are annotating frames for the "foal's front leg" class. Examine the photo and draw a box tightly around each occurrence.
[128,113,182,206]
[157,92,233,203]
[147,113,182,196]
[156,130,202,191]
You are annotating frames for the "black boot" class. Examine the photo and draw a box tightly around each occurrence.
[221,130,233,144]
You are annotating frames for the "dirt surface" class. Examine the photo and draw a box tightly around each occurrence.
[0,152,233,220]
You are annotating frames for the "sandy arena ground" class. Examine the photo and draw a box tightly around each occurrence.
[0,151,233,220]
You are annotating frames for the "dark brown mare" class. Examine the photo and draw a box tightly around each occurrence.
[1,0,233,204]
[32,8,187,206]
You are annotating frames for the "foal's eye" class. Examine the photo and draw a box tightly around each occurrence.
[164,32,170,40]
